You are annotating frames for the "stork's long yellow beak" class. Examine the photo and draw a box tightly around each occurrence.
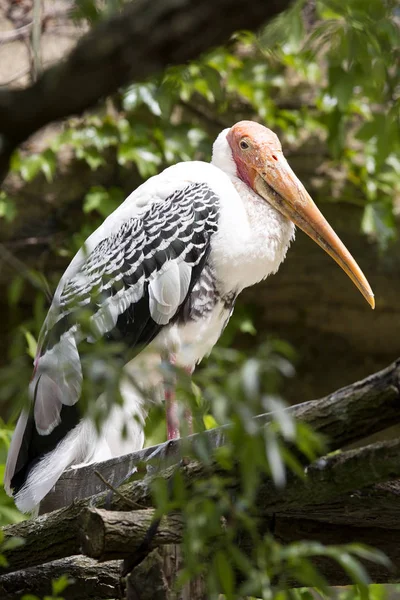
[254,153,375,309]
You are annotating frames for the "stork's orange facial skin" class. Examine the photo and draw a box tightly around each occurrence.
[227,120,375,309]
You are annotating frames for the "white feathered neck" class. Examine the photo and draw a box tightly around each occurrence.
[211,128,237,176]
[209,128,295,292]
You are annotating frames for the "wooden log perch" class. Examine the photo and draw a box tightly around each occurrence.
[0,552,181,600]
[12,438,397,572]
[0,0,292,183]
[80,509,183,561]
[40,357,400,512]
[3,432,400,574]
[0,556,123,600]
[1,359,400,598]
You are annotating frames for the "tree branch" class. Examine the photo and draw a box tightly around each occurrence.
[40,358,400,513]
[80,508,183,561]
[0,551,181,600]
[2,518,399,599]
[0,556,122,600]
[0,0,292,183]
[3,437,400,575]
[2,360,400,593]
[276,481,400,529]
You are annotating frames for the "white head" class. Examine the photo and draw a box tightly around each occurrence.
[212,121,374,309]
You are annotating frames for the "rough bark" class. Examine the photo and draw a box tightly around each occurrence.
[274,518,398,586]
[2,362,400,597]
[0,0,292,183]
[278,481,400,529]
[0,556,123,600]
[3,435,400,575]
[39,357,400,512]
[0,540,396,600]
[80,509,183,561]
[126,550,170,600]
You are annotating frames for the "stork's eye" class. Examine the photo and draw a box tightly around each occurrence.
[240,140,250,150]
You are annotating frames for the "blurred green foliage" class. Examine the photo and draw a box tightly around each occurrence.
[0,0,399,597]
[147,341,390,598]
[0,421,25,526]
[6,0,399,253]
[19,574,73,600]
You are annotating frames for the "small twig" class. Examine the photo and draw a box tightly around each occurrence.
[31,0,43,80]
[0,23,32,44]
[122,457,190,576]
[6,235,54,248]
[0,6,74,45]
[94,470,143,510]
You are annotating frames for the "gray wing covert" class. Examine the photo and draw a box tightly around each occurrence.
[8,182,220,494]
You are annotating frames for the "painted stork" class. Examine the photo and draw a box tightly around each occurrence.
[5,121,374,513]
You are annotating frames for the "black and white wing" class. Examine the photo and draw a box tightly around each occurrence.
[6,181,220,496]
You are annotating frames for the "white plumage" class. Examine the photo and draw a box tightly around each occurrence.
[5,121,373,512]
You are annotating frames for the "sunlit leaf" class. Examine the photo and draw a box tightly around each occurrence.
[52,574,74,595]
[0,192,16,223]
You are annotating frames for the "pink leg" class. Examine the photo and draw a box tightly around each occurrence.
[165,383,180,440]
[184,407,193,436]
[165,359,194,440]
[165,354,179,440]
[183,365,194,436]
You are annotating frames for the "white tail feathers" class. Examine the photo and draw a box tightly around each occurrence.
[4,409,29,496]
[10,374,148,513]
[13,420,91,513]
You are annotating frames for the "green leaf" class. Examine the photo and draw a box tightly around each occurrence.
[8,277,24,306]
[239,318,256,336]
[324,108,347,157]
[0,504,25,525]
[83,186,124,218]
[328,66,354,111]
[266,429,286,488]
[123,83,161,116]
[1,535,25,551]
[203,414,217,430]
[20,155,43,182]
[200,65,223,102]
[40,149,57,182]
[346,544,391,568]
[356,119,381,143]
[334,552,371,586]
[156,86,175,119]
[214,550,234,598]
[21,328,38,359]
[73,0,102,22]
[289,559,329,592]
[117,145,161,177]
[361,203,396,250]
[75,146,105,170]
[52,574,74,595]
[0,192,16,223]
[10,151,22,173]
